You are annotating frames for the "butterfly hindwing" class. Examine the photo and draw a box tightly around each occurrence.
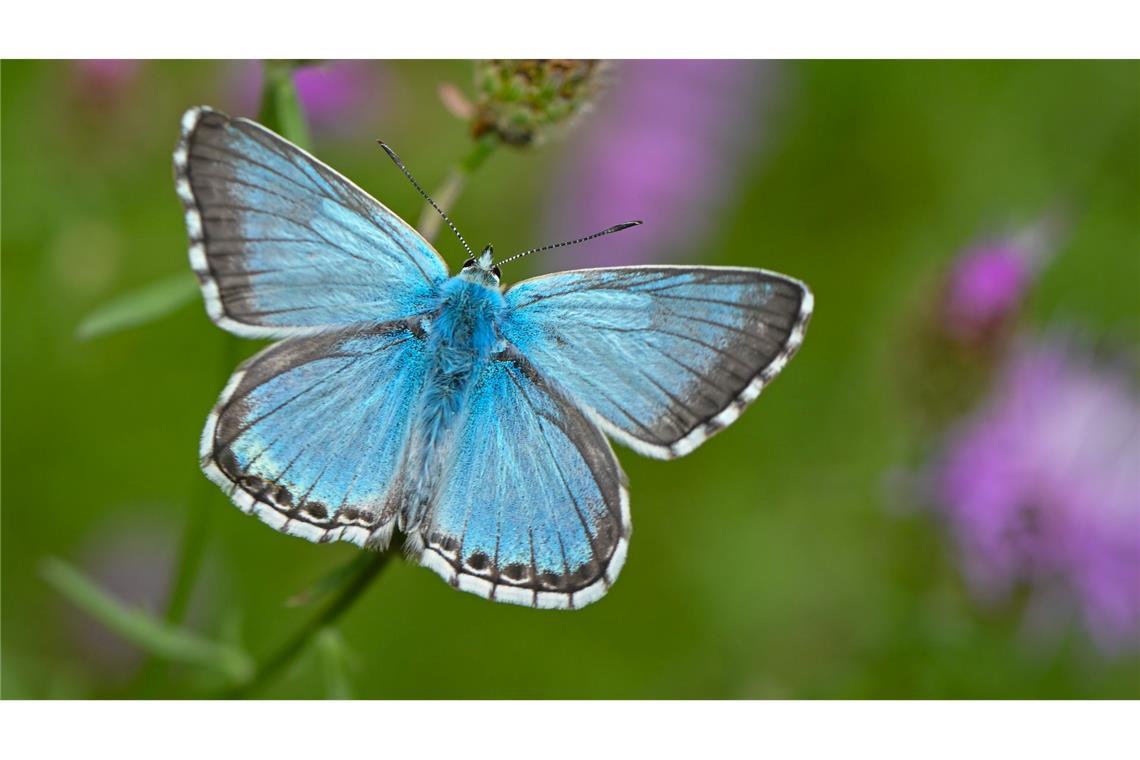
[502,266,813,459]
[201,320,428,545]
[174,107,448,338]
[416,347,630,609]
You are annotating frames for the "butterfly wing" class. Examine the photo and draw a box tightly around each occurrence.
[201,320,428,545]
[501,266,812,459]
[174,106,448,338]
[415,347,630,609]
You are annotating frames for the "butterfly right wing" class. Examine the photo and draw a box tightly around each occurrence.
[414,346,630,610]
[174,107,449,338]
[201,319,428,545]
[502,266,812,459]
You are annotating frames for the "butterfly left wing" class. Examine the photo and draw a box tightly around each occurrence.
[414,348,630,610]
[501,266,812,459]
[174,106,448,338]
[202,319,428,545]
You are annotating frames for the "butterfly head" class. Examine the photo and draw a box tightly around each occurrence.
[460,245,502,287]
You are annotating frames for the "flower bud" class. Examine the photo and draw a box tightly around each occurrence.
[470,59,608,147]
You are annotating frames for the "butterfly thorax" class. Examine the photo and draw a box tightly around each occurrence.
[400,276,507,532]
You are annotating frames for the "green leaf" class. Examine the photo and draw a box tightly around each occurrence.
[75,273,198,341]
[40,557,253,683]
[316,628,354,699]
[286,553,374,608]
[258,60,312,150]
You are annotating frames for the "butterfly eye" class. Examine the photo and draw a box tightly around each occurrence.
[461,259,475,269]
[491,266,501,279]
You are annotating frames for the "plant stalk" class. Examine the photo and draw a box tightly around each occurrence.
[418,134,498,243]
[226,552,393,698]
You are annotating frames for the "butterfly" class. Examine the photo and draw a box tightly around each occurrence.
[174,106,813,609]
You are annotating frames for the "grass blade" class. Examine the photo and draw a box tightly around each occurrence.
[75,273,198,340]
[41,557,253,683]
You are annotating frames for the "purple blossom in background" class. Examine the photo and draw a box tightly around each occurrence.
[230,61,385,137]
[934,338,1140,654]
[72,60,141,105]
[944,245,1029,333]
[543,61,778,269]
[941,220,1055,343]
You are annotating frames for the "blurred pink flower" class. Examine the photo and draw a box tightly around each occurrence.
[934,337,1140,654]
[230,60,385,138]
[542,60,779,268]
[944,245,1030,333]
[941,219,1056,343]
[72,60,141,105]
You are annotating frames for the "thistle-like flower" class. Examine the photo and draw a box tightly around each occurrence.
[940,220,1056,345]
[470,59,608,147]
[896,217,1059,429]
[933,337,1140,655]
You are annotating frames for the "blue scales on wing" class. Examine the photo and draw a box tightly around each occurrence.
[501,266,813,459]
[416,347,630,609]
[173,106,448,337]
[201,320,428,545]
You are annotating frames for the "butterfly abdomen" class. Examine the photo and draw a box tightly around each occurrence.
[400,278,506,532]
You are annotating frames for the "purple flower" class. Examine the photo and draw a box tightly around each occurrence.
[542,60,779,269]
[229,60,385,138]
[941,220,1056,343]
[934,338,1140,654]
[72,60,141,106]
[944,245,1029,333]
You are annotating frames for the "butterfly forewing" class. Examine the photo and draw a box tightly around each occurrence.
[502,266,813,459]
[174,107,448,338]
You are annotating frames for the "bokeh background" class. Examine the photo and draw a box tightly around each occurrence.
[2,60,1137,698]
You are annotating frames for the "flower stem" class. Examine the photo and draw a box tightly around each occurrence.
[226,552,393,698]
[418,134,498,243]
[163,480,211,619]
[131,335,240,695]
[258,60,312,151]
[164,334,242,625]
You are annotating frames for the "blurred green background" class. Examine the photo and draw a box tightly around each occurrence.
[2,60,1137,698]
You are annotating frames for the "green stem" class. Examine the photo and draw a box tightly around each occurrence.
[286,552,375,608]
[258,61,312,150]
[418,134,499,243]
[132,335,240,695]
[165,335,242,625]
[226,552,393,698]
[164,483,211,624]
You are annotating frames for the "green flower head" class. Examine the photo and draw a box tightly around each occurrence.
[471,59,608,147]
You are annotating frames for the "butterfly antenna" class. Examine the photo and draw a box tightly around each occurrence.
[496,221,643,267]
[377,141,474,258]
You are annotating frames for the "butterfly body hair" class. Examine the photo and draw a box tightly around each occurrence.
[399,275,506,532]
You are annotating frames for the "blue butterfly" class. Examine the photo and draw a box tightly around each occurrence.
[174,106,813,609]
